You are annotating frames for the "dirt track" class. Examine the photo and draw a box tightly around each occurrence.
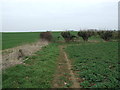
[1,40,48,69]
[52,45,80,88]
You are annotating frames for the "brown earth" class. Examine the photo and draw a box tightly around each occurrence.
[1,40,48,70]
[52,45,80,88]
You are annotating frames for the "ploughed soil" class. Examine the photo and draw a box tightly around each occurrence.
[52,45,81,88]
[1,40,48,69]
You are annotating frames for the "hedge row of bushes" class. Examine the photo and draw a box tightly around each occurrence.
[40,30,119,42]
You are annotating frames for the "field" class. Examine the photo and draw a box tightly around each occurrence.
[65,42,119,88]
[2,32,103,50]
[2,32,40,50]
[2,31,119,88]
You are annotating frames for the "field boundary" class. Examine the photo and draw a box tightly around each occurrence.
[2,40,48,69]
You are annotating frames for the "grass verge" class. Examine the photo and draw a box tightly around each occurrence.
[2,43,59,88]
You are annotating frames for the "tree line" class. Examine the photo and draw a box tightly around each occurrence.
[40,30,119,42]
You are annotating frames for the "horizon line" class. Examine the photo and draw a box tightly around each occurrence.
[1,29,118,32]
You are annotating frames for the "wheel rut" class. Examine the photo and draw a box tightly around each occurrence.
[52,45,80,88]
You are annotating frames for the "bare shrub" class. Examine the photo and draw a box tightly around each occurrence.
[61,32,77,42]
[40,32,53,42]
[78,31,94,41]
[97,31,113,41]
[61,32,71,42]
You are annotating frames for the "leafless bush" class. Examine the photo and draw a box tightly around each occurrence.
[40,32,53,42]
[97,30,113,41]
[78,30,94,41]
[61,32,77,42]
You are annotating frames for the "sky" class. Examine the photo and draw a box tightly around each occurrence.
[1,0,119,32]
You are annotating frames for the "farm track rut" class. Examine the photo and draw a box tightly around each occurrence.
[1,40,48,69]
[52,45,80,88]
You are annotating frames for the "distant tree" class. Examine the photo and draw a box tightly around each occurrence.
[97,31,113,41]
[40,32,53,42]
[61,32,71,42]
[78,31,94,41]
[61,32,77,42]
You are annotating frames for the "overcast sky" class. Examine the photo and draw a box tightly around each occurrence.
[1,0,119,32]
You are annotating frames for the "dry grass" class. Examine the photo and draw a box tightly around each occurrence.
[2,40,48,69]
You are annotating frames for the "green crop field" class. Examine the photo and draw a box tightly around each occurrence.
[2,31,119,88]
[65,42,119,88]
[2,32,64,50]
[2,32,40,50]
[2,31,103,50]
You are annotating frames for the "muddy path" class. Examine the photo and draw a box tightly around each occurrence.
[52,45,80,88]
[1,40,48,70]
